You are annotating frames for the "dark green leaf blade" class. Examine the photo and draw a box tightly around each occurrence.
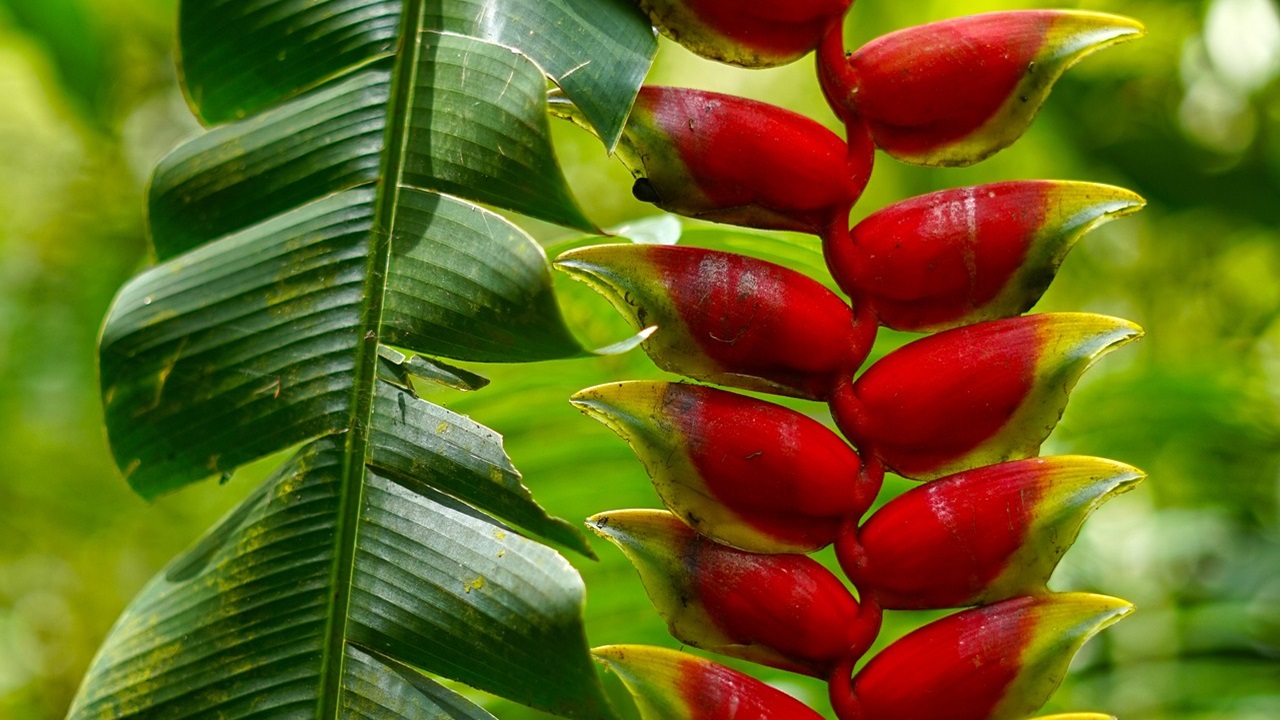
[67,440,341,719]
[384,189,586,361]
[370,380,592,557]
[351,470,615,719]
[425,0,656,149]
[344,646,499,720]
[403,32,595,231]
[179,0,402,125]
[70,437,613,719]
[101,190,373,498]
[149,67,391,259]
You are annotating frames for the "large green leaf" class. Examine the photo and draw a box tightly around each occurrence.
[69,438,606,718]
[81,0,657,716]
[178,0,654,148]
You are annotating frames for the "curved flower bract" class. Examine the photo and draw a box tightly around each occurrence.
[573,381,870,553]
[831,313,1141,480]
[564,86,872,233]
[820,11,1144,166]
[593,645,826,720]
[557,244,876,400]
[589,509,869,678]
[636,0,854,67]
[849,594,1132,720]
[825,181,1145,331]
[840,456,1144,608]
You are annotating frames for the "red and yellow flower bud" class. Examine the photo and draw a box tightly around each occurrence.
[637,0,853,68]
[559,86,872,233]
[846,594,1132,720]
[824,181,1145,332]
[838,456,1144,609]
[830,313,1141,480]
[593,645,825,720]
[557,244,877,400]
[818,11,1144,166]
[588,509,877,677]
[572,381,875,554]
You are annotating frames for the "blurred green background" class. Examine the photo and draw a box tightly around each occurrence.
[1,0,1277,718]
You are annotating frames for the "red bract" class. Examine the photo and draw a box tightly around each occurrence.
[572,381,876,554]
[588,509,879,677]
[556,244,876,400]
[838,594,1132,720]
[593,645,825,720]
[824,181,1145,332]
[830,313,1141,480]
[558,86,873,234]
[637,0,853,67]
[818,11,1144,166]
[839,456,1144,609]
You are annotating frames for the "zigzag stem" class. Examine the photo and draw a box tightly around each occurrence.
[827,595,883,720]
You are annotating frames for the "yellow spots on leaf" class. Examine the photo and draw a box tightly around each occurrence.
[465,576,485,593]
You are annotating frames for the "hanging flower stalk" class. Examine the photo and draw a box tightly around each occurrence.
[557,4,1146,720]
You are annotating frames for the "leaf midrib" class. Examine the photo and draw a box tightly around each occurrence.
[319,0,425,714]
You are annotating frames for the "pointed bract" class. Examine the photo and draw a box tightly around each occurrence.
[588,509,868,677]
[825,182,1145,331]
[637,0,853,68]
[820,11,1144,166]
[593,645,825,720]
[839,456,1144,609]
[830,313,1141,480]
[849,594,1132,720]
[557,244,876,400]
[573,382,871,553]
[552,87,871,233]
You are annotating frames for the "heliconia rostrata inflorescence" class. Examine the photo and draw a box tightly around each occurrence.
[556,4,1146,720]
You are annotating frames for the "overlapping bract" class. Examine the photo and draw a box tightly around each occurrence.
[824,181,1146,332]
[562,4,1145,720]
[818,11,1145,166]
[636,0,853,67]
[557,244,875,400]
[573,381,873,553]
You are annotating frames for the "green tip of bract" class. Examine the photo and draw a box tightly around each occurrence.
[593,645,825,720]
[828,11,1145,166]
[852,593,1132,720]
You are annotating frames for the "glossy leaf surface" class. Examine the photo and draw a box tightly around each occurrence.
[81,0,656,716]
[841,456,1143,608]
[594,645,825,720]
[70,438,610,719]
[589,509,867,678]
[826,181,1145,331]
[850,594,1132,720]
[557,244,875,399]
[572,381,868,553]
[180,0,655,149]
[831,313,1141,480]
